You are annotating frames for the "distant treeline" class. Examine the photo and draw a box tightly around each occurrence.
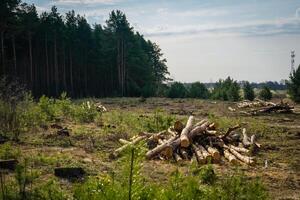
[0,0,169,97]
[203,81,287,90]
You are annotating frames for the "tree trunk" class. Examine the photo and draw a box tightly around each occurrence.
[112,136,147,158]
[228,148,254,165]
[224,150,238,165]
[54,31,58,96]
[192,144,206,164]
[180,116,194,147]
[45,33,50,94]
[206,146,221,162]
[28,32,33,85]
[69,48,73,95]
[12,35,17,74]
[1,31,5,74]
[62,43,67,91]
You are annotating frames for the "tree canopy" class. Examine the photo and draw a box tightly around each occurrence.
[0,1,169,97]
[287,65,300,102]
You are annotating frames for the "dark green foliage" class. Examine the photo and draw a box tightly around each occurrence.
[287,65,300,102]
[0,0,169,98]
[168,82,187,98]
[211,77,240,101]
[243,81,255,101]
[259,86,272,101]
[188,82,210,99]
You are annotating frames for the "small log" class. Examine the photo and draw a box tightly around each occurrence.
[197,144,212,162]
[180,116,194,147]
[0,159,18,170]
[174,121,184,133]
[167,127,177,137]
[54,167,85,179]
[146,137,179,159]
[191,144,206,164]
[227,144,249,153]
[180,148,190,160]
[193,119,208,128]
[221,124,240,139]
[206,146,221,162]
[224,150,238,165]
[187,122,210,141]
[208,123,216,130]
[242,128,251,147]
[229,148,254,165]
[174,153,183,163]
[119,139,129,144]
[113,136,147,158]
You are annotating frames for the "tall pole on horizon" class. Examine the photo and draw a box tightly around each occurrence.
[291,50,295,73]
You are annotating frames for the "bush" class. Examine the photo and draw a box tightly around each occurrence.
[71,101,98,123]
[188,82,210,99]
[141,84,156,98]
[259,86,272,101]
[287,65,300,102]
[243,81,255,101]
[168,82,187,98]
[211,77,240,101]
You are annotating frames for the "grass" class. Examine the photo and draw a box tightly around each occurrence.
[0,96,299,199]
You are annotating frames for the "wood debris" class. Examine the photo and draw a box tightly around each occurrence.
[229,100,294,115]
[113,116,261,166]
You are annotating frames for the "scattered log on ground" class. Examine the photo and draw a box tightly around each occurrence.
[119,138,129,145]
[54,167,85,180]
[206,146,221,162]
[228,148,254,165]
[0,159,18,170]
[224,150,238,165]
[192,144,206,164]
[112,135,147,158]
[233,100,294,115]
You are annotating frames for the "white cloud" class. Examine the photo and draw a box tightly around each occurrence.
[296,7,300,19]
[52,0,121,5]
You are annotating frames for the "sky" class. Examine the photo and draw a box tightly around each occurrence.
[25,0,300,83]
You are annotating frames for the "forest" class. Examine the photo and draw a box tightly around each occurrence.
[0,0,169,97]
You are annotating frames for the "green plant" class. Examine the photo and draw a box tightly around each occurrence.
[211,77,240,101]
[168,82,187,98]
[71,101,99,123]
[259,86,272,101]
[243,81,255,101]
[287,64,300,102]
[188,82,210,99]
[198,165,217,185]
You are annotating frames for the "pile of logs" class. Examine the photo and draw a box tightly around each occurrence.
[112,116,260,166]
[229,100,294,115]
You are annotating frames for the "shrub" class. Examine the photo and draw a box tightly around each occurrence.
[168,82,187,98]
[287,65,300,102]
[141,84,156,98]
[188,82,210,99]
[243,81,255,101]
[71,101,98,123]
[211,77,240,101]
[259,86,272,101]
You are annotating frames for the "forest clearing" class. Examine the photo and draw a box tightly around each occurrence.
[1,0,300,199]
[1,96,299,199]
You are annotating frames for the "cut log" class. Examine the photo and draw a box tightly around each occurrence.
[0,159,18,170]
[180,116,194,147]
[197,144,212,162]
[227,144,249,153]
[242,128,251,147]
[54,167,85,179]
[191,144,206,164]
[113,136,147,158]
[221,124,240,139]
[119,139,129,144]
[180,148,190,160]
[193,119,207,128]
[224,150,238,165]
[187,122,210,141]
[228,148,254,165]
[167,127,177,137]
[146,137,179,159]
[206,146,221,162]
[174,121,184,133]
[174,153,183,163]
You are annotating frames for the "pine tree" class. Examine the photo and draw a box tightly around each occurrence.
[243,81,255,101]
[287,65,300,102]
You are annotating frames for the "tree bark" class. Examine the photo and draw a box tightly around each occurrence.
[224,150,238,165]
[54,31,59,96]
[228,148,254,165]
[28,32,33,85]
[113,136,147,158]
[45,33,50,94]
[206,146,220,162]
[12,35,17,74]
[1,31,5,74]
[192,144,206,164]
[180,116,194,147]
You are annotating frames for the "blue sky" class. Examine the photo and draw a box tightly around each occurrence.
[26,0,300,82]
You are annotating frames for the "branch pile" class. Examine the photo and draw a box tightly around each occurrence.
[112,116,261,166]
[229,100,294,115]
